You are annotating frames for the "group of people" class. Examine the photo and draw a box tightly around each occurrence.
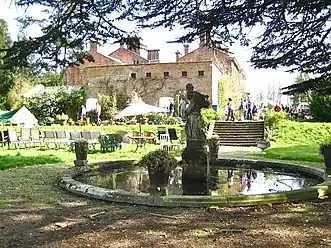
[226,98,259,121]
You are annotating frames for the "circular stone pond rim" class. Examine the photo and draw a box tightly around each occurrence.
[59,158,331,207]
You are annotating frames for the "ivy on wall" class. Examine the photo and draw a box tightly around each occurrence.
[218,75,245,110]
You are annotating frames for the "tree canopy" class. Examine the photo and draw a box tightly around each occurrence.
[2,0,331,92]
[0,19,14,109]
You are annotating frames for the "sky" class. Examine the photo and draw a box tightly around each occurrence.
[0,1,297,103]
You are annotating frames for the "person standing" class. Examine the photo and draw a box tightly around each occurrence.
[238,98,247,121]
[96,102,102,123]
[246,100,252,120]
[81,105,86,119]
[169,99,174,116]
[226,98,235,121]
[179,98,187,120]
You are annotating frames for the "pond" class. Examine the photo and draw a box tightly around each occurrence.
[75,165,322,196]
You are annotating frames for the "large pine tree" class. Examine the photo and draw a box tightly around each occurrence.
[2,0,331,93]
[0,19,13,109]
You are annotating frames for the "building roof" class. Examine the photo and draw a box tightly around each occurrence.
[178,45,246,77]
[108,47,149,63]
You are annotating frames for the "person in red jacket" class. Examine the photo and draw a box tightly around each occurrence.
[274,104,281,112]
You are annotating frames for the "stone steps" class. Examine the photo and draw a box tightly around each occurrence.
[212,121,265,147]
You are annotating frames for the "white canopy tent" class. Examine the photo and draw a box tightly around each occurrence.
[115,103,167,119]
[23,84,45,98]
[10,106,38,127]
[115,103,167,133]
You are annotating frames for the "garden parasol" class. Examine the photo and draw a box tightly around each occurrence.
[115,103,167,134]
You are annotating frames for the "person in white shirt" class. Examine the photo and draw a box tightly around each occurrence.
[226,98,235,121]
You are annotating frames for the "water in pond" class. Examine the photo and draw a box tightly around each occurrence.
[75,166,321,196]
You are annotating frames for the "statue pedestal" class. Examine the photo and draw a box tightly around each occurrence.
[182,140,208,195]
[74,140,88,167]
[74,160,88,166]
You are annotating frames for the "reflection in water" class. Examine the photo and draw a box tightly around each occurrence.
[76,166,321,196]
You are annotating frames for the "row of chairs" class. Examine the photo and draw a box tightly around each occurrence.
[0,128,102,150]
[0,128,41,149]
[43,130,101,150]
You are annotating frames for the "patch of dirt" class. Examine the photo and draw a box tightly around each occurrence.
[1,163,331,248]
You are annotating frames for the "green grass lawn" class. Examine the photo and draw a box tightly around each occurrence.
[0,121,329,170]
[275,120,331,145]
[261,120,330,164]
[0,143,165,170]
[264,144,323,163]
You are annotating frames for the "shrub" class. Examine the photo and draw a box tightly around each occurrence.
[265,110,287,130]
[138,150,178,173]
[201,108,224,127]
[98,89,128,121]
[57,87,85,120]
[21,87,85,122]
[309,91,331,122]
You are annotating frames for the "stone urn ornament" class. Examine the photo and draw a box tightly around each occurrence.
[206,135,220,160]
[256,139,270,154]
[320,143,331,174]
[74,139,88,166]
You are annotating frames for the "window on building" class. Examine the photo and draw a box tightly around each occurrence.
[131,73,136,79]
[164,72,170,78]
[198,70,205,76]
[182,71,188,77]
[146,72,151,78]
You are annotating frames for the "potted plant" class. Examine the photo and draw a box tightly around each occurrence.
[56,113,69,126]
[256,138,270,154]
[320,142,331,172]
[46,117,55,126]
[138,150,178,187]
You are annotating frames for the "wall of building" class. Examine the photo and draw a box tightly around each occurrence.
[178,46,245,81]
[66,45,120,85]
[212,63,223,106]
[85,61,213,105]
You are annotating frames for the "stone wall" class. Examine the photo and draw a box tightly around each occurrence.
[67,44,120,85]
[85,61,213,105]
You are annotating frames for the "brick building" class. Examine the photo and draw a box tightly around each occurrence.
[66,35,246,109]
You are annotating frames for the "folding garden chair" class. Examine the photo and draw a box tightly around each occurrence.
[20,128,32,149]
[167,128,181,150]
[30,128,42,148]
[7,129,22,149]
[55,130,71,149]
[43,130,57,149]
[159,134,172,152]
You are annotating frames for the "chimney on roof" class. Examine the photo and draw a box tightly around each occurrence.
[90,41,98,55]
[127,43,141,55]
[199,33,206,47]
[199,32,211,47]
[120,41,124,48]
[147,49,160,63]
[175,50,181,62]
[183,44,189,55]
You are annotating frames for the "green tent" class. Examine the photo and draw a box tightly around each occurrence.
[0,109,18,123]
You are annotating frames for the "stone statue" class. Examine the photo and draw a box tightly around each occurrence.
[184,83,210,141]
